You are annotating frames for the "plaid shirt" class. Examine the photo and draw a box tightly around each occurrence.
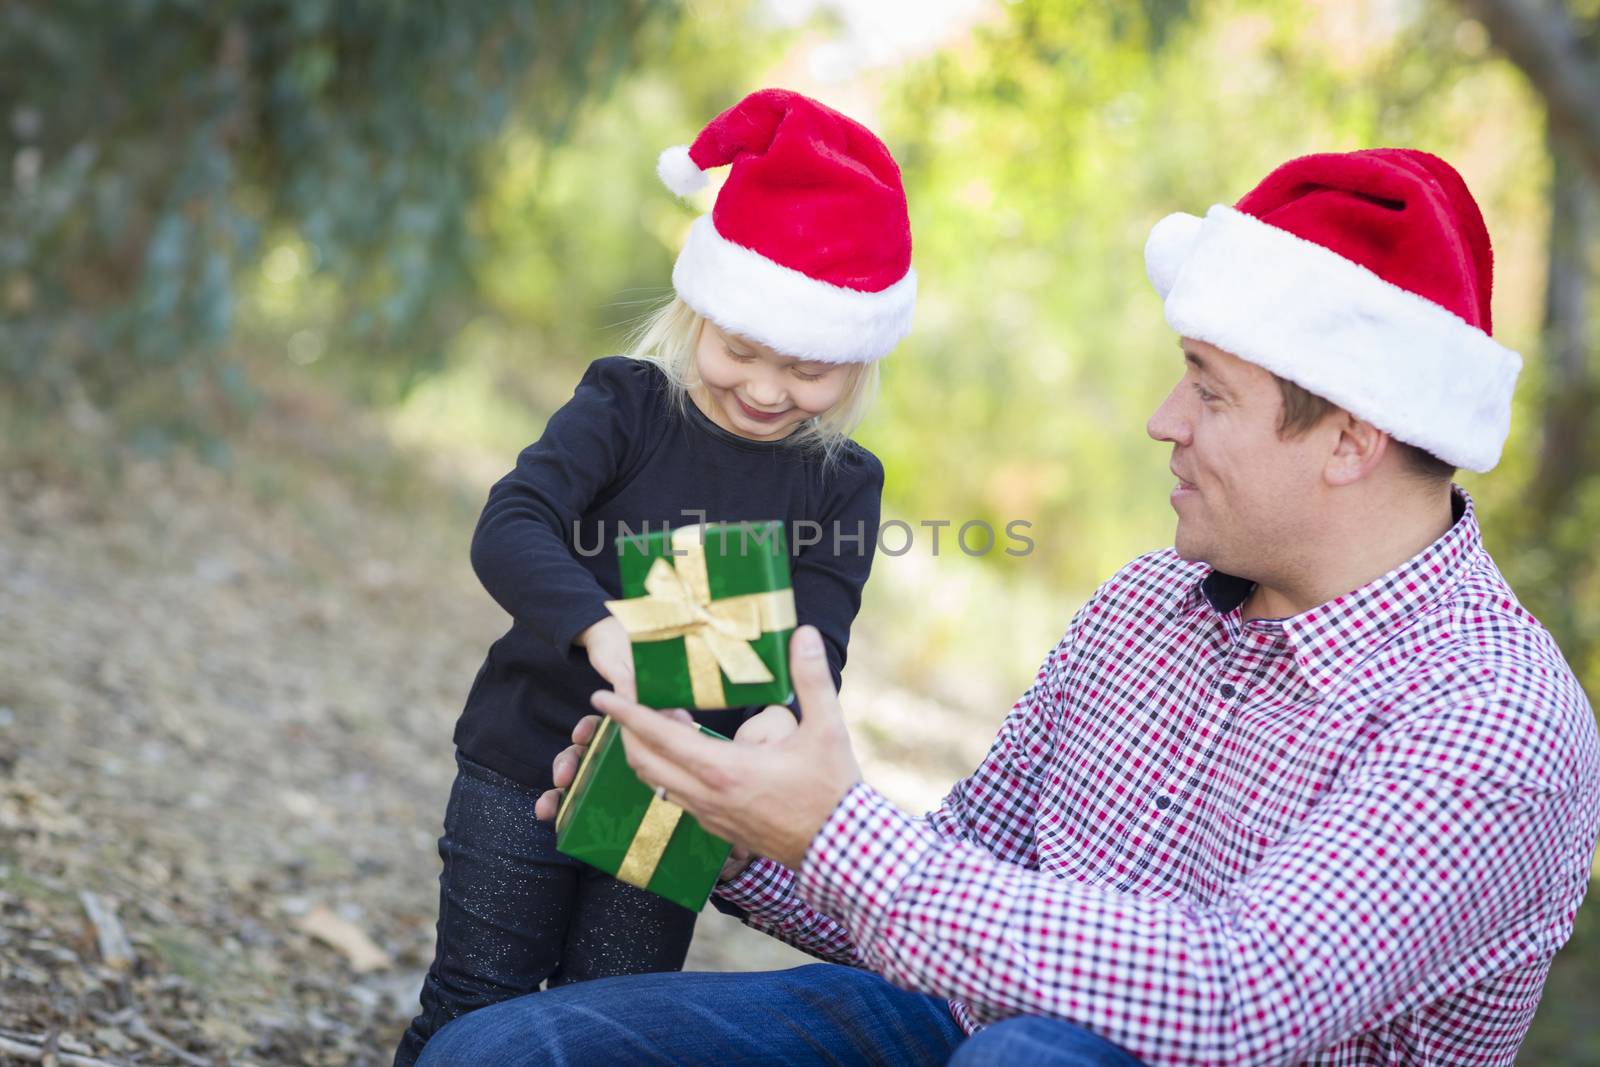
[716,488,1600,1065]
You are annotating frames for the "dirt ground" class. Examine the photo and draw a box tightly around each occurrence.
[0,406,990,1066]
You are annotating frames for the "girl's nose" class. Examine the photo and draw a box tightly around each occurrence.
[746,375,786,407]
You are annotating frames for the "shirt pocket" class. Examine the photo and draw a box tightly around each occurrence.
[1204,699,1334,842]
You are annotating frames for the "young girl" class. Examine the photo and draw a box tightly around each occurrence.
[394,88,916,1067]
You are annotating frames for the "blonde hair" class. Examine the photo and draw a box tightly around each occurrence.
[624,296,880,469]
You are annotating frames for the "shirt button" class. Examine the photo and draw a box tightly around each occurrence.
[1155,795,1172,810]
[1219,683,1237,699]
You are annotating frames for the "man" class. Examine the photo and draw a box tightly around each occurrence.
[416,150,1600,1066]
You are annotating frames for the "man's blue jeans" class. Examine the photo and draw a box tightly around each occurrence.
[414,962,1145,1066]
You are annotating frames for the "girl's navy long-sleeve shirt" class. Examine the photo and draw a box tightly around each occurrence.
[455,356,884,791]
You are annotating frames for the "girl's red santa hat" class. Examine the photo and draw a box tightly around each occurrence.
[658,88,915,365]
[1144,148,1522,472]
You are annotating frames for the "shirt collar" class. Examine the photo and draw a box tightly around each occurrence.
[1173,570,1251,617]
[1176,487,1482,695]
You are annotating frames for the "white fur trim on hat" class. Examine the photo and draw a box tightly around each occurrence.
[671,215,916,363]
[657,145,708,197]
[1145,205,1522,472]
[1145,212,1202,298]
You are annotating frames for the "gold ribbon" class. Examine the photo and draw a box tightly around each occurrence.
[616,793,683,890]
[605,524,796,708]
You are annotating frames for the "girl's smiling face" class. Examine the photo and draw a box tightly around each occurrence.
[690,319,853,441]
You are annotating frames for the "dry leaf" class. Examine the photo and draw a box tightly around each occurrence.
[293,906,391,973]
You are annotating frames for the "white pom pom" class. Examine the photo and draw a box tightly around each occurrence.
[1144,212,1204,298]
[657,144,709,197]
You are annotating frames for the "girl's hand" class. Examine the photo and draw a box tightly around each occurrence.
[576,615,636,704]
[733,704,799,745]
[535,713,604,822]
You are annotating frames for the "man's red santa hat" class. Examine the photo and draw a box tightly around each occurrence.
[658,88,915,365]
[1145,149,1521,472]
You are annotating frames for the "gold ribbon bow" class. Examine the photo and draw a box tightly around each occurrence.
[604,524,796,708]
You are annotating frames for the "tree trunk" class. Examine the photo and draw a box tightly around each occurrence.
[1460,0,1600,186]
[1534,129,1596,504]
[1527,124,1598,644]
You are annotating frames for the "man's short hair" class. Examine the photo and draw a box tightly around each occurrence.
[1274,376,1456,484]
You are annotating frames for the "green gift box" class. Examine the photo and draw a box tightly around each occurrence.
[554,715,733,912]
[605,521,796,710]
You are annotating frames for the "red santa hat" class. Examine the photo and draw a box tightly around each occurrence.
[1144,149,1522,472]
[657,88,915,364]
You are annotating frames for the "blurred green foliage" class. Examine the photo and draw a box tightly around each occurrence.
[0,0,675,429]
[380,1,790,456]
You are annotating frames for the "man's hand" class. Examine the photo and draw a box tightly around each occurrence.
[590,625,862,870]
[575,615,636,703]
[714,706,801,881]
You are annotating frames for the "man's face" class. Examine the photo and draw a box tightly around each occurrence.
[1145,339,1332,575]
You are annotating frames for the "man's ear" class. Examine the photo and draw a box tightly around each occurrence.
[1325,412,1389,487]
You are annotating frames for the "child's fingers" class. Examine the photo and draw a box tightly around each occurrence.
[589,648,636,703]
[733,706,796,744]
[571,714,601,746]
[535,788,562,822]
[613,672,637,704]
[614,649,636,678]
[552,744,584,788]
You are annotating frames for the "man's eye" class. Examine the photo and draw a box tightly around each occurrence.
[1193,383,1217,402]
